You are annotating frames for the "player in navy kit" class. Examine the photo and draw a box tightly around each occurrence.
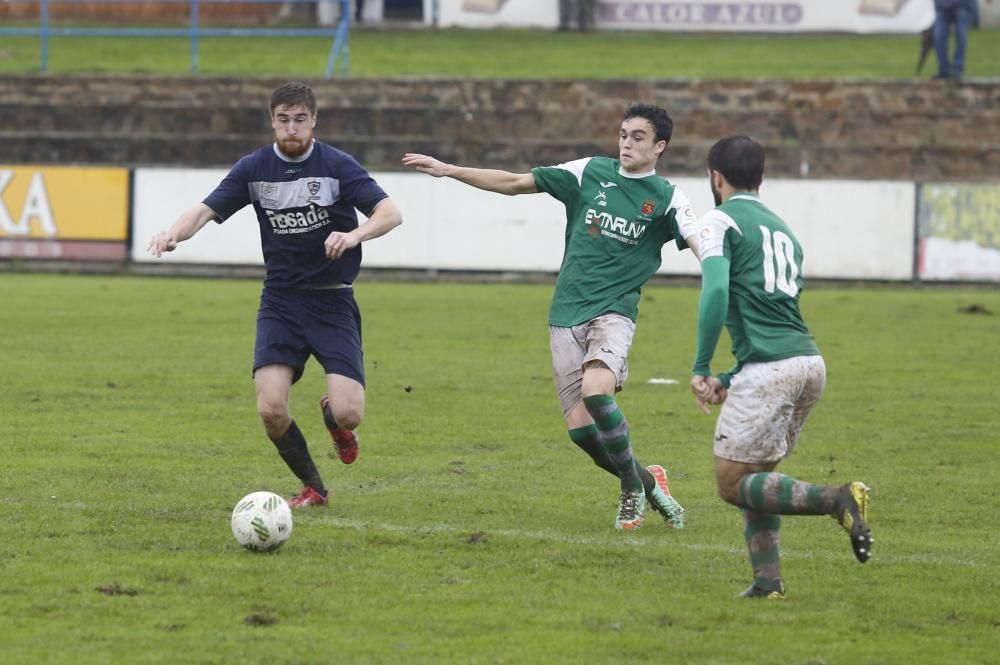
[148,82,403,508]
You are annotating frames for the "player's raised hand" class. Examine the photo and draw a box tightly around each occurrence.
[147,231,178,258]
[325,230,359,260]
[402,153,451,177]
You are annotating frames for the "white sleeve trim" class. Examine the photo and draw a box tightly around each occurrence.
[697,209,740,260]
[550,157,592,187]
[668,187,699,240]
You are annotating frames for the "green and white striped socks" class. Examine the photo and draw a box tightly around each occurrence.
[568,423,656,494]
[583,395,642,493]
[744,509,782,591]
[738,472,840,515]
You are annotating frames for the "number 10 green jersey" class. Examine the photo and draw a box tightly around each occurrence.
[694,193,819,380]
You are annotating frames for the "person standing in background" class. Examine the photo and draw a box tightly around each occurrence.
[933,0,991,80]
[558,0,596,31]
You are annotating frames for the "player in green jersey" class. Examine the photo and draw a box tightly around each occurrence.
[403,103,698,531]
[690,135,874,598]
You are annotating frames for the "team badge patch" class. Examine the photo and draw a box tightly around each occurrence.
[641,199,656,216]
[260,183,278,209]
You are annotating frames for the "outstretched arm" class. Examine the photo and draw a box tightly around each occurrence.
[402,153,537,195]
[324,198,403,260]
[690,255,731,412]
[147,202,217,257]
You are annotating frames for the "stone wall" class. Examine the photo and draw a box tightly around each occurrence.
[2,74,997,180]
[0,2,286,23]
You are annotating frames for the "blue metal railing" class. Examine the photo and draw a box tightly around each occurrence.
[0,0,351,76]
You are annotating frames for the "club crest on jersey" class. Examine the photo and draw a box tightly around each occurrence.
[641,199,656,216]
[594,190,607,207]
[307,180,321,200]
[260,183,278,209]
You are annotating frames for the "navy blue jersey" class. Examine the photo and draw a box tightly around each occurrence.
[203,140,388,288]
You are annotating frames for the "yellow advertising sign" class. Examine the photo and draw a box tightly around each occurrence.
[0,165,128,241]
[918,182,1000,281]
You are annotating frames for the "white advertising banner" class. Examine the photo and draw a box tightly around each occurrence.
[429,0,559,28]
[430,0,934,33]
[132,168,264,265]
[133,168,915,281]
[752,178,916,280]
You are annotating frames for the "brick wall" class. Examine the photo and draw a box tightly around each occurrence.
[2,75,997,180]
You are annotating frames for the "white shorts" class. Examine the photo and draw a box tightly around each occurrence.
[550,313,636,419]
[714,355,827,464]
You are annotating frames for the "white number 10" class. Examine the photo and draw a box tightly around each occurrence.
[760,226,799,297]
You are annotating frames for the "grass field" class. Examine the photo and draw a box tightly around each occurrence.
[1,272,998,664]
[2,27,1000,78]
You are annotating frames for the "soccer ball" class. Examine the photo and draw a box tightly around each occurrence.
[231,491,293,552]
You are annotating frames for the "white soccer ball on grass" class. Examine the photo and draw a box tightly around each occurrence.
[231,491,293,552]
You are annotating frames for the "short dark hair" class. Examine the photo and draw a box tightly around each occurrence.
[707,135,764,190]
[623,102,673,145]
[270,82,317,115]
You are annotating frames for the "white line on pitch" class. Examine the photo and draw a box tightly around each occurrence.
[307,516,992,569]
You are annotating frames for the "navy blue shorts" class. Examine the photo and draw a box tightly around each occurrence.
[253,286,364,386]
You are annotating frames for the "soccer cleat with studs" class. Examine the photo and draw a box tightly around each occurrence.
[319,395,359,464]
[646,464,685,529]
[288,485,328,508]
[836,481,873,563]
[739,580,786,599]
[615,489,647,531]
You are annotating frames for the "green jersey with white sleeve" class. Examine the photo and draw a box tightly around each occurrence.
[532,157,697,327]
[692,193,819,384]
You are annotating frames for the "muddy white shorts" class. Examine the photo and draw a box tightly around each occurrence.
[714,355,827,464]
[550,313,636,418]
